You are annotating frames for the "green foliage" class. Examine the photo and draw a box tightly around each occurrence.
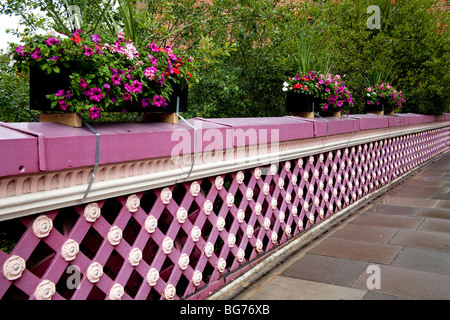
[0,0,448,122]
[0,52,39,122]
[314,0,449,115]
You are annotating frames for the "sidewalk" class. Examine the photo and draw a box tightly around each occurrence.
[234,152,450,300]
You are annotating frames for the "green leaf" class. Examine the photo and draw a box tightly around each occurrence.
[53,66,60,73]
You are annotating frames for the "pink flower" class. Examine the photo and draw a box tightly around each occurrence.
[89,106,101,119]
[84,46,94,57]
[79,78,88,89]
[125,80,143,93]
[149,55,158,66]
[91,34,101,44]
[152,95,167,107]
[15,46,25,56]
[58,100,70,111]
[31,48,42,60]
[55,90,66,98]
[142,98,150,108]
[123,92,131,101]
[89,87,103,102]
[45,37,60,46]
[117,31,126,42]
[144,66,157,79]
[150,42,159,52]
[111,74,121,85]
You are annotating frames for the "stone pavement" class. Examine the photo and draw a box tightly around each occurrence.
[234,152,450,300]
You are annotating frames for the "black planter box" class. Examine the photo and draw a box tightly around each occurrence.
[366,102,394,115]
[286,92,321,113]
[29,65,188,113]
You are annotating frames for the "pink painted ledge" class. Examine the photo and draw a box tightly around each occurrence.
[1,113,449,178]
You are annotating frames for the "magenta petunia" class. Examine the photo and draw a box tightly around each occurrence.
[45,37,60,46]
[150,42,159,52]
[31,48,42,60]
[79,78,88,89]
[152,95,167,108]
[111,74,121,85]
[91,34,101,44]
[123,92,131,101]
[58,100,70,111]
[125,80,143,93]
[89,106,101,119]
[89,87,103,102]
[15,46,25,56]
[144,67,157,79]
[84,46,94,57]
[142,98,150,108]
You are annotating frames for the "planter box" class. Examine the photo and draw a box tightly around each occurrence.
[286,92,320,119]
[29,65,188,124]
[286,92,342,119]
[366,103,395,116]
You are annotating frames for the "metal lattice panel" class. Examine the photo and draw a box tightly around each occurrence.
[1,128,449,300]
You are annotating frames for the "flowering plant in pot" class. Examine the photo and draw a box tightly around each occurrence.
[283,70,353,117]
[365,82,405,115]
[10,29,196,121]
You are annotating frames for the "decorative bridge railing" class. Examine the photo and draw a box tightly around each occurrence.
[1,113,449,300]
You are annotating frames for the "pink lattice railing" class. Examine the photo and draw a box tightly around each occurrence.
[1,126,449,300]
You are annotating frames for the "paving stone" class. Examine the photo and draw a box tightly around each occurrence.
[280,254,369,287]
[379,196,439,208]
[391,247,450,276]
[417,218,450,234]
[431,193,450,200]
[414,176,450,182]
[330,224,398,244]
[309,238,403,264]
[250,276,367,300]
[362,291,411,300]
[388,185,449,199]
[436,200,450,210]
[349,213,423,230]
[364,204,419,216]
[402,180,444,187]
[352,265,450,300]
[390,229,450,252]
[415,207,450,220]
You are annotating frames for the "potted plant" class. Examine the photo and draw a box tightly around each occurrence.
[283,71,353,119]
[10,29,196,126]
[365,82,405,115]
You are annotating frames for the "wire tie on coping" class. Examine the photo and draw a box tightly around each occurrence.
[77,114,100,202]
[175,96,198,179]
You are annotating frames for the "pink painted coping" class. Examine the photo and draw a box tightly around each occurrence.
[197,117,315,146]
[1,113,448,178]
[347,114,390,131]
[436,113,450,121]
[310,116,361,137]
[0,125,39,177]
